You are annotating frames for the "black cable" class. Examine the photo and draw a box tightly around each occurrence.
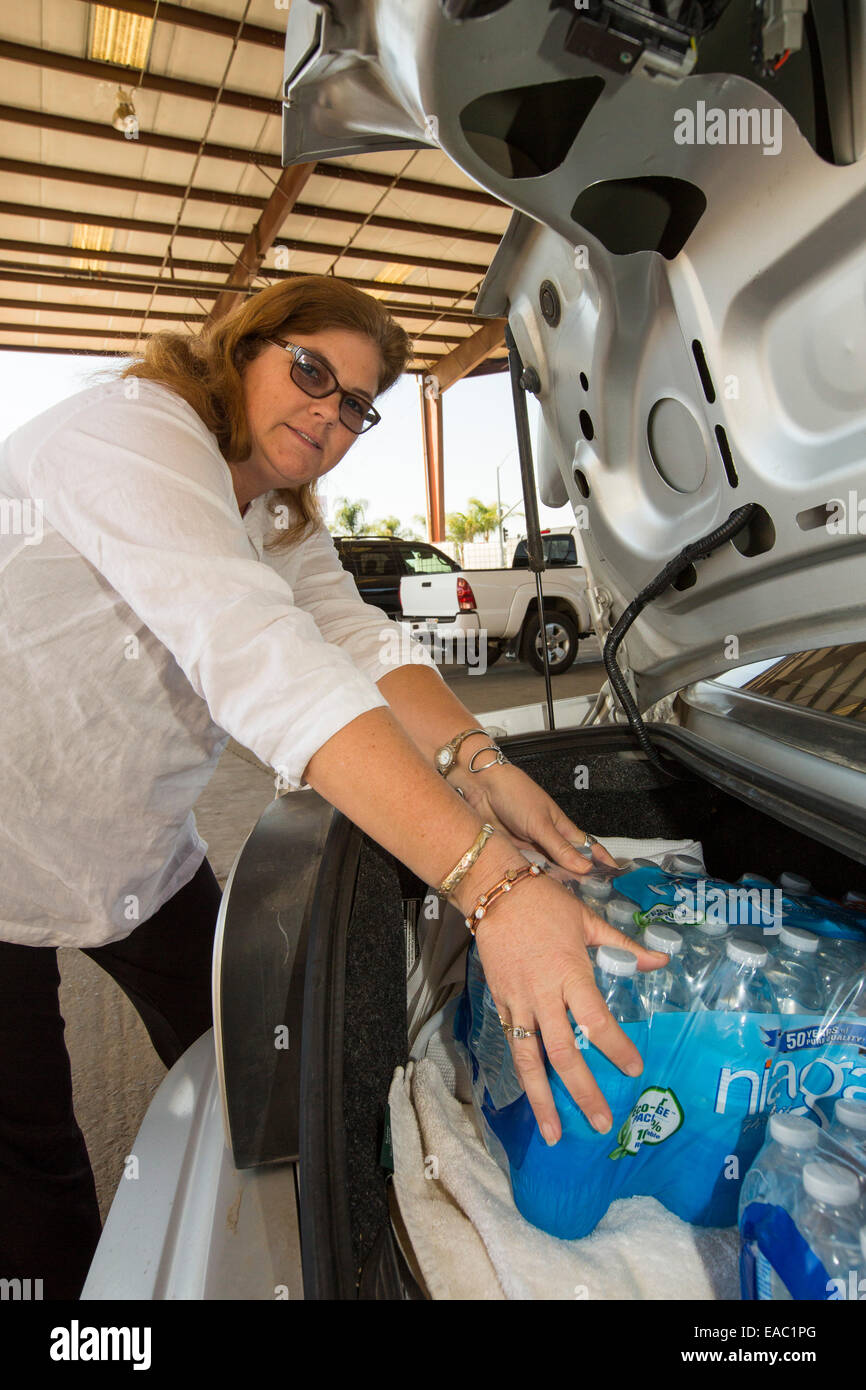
[602,503,758,776]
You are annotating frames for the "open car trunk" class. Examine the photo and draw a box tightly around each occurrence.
[296,719,866,1299]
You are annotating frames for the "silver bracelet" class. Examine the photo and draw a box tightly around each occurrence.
[467,743,509,773]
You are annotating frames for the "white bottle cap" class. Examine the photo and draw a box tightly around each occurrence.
[644,924,683,955]
[606,896,638,930]
[695,919,728,938]
[726,938,769,967]
[668,855,704,874]
[597,945,638,977]
[779,871,812,895]
[578,874,612,902]
[778,925,819,954]
[834,1098,866,1133]
[768,1112,820,1150]
[802,1160,861,1206]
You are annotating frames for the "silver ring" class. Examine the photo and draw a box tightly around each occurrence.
[502,1024,538,1039]
[572,832,598,853]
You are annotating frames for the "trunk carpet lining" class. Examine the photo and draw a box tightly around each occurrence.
[341,746,866,1284]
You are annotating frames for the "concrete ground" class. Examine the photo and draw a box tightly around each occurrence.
[60,640,605,1224]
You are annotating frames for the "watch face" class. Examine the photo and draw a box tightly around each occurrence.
[436,747,453,770]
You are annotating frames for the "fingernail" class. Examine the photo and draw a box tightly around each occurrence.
[591,1113,612,1134]
[541,1121,559,1146]
[625,1060,643,1077]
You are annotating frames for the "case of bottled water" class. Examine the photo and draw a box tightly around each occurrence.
[454,860,866,1244]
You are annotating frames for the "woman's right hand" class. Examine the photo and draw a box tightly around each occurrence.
[453,859,668,1146]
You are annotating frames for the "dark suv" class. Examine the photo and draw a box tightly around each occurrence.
[334,536,460,617]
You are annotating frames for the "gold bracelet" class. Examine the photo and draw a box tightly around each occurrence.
[464,863,545,936]
[437,823,496,898]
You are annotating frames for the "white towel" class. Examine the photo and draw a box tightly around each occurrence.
[389,1058,739,1301]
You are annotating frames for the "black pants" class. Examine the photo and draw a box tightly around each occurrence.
[0,857,222,1300]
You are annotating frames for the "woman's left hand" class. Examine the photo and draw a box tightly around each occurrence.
[457,760,618,881]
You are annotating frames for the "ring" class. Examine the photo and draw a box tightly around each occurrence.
[502,1024,538,1039]
[572,832,598,853]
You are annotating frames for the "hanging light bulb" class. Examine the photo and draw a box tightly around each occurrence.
[111,88,138,136]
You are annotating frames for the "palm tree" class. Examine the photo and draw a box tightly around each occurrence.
[332,497,369,535]
[445,511,476,565]
[465,497,501,542]
[371,515,405,538]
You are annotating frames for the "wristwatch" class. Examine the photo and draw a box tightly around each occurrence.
[434,728,489,779]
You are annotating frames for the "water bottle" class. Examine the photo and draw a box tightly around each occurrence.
[577,871,614,920]
[605,891,642,938]
[798,1160,863,1296]
[462,940,525,1111]
[739,1111,821,1300]
[637,925,691,1014]
[824,964,866,1022]
[779,871,813,896]
[827,1097,866,1163]
[764,925,825,1015]
[695,938,779,1015]
[813,936,865,1000]
[738,872,774,888]
[660,853,704,876]
[680,918,730,999]
[593,944,647,1026]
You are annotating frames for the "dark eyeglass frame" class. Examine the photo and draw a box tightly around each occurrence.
[263,338,381,434]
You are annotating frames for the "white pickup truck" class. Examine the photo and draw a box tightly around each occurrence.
[399,526,593,674]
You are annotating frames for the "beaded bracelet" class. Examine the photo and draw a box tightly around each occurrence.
[464,863,545,936]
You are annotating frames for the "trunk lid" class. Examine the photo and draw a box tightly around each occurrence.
[283,0,866,710]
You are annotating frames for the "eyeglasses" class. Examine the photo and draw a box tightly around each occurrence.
[264,338,381,434]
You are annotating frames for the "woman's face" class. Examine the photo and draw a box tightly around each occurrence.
[233,327,383,509]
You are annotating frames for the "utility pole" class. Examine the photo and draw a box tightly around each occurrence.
[496,449,514,567]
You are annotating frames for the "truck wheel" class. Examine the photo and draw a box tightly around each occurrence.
[523,612,579,675]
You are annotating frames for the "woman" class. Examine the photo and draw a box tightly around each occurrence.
[0,275,666,1298]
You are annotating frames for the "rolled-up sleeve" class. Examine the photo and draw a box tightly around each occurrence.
[22,382,391,789]
[272,523,444,687]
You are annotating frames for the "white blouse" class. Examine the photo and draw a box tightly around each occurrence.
[0,378,438,947]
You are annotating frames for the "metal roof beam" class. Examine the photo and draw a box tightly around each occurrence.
[0,106,501,208]
[0,297,204,321]
[0,203,489,274]
[0,266,478,324]
[0,40,280,116]
[424,319,509,393]
[0,299,466,344]
[0,262,479,317]
[0,239,479,301]
[0,159,502,245]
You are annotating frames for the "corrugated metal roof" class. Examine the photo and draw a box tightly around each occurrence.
[0,0,512,374]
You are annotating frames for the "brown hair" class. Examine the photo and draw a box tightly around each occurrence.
[121,275,413,549]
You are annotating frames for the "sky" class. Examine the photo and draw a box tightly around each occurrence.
[0,352,576,539]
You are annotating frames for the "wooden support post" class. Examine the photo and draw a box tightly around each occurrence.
[419,377,445,543]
